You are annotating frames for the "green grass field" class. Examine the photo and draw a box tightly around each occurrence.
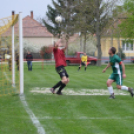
[0,63,134,134]
[0,63,20,96]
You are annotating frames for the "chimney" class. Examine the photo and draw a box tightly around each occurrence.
[12,11,15,16]
[31,11,33,19]
[12,11,15,20]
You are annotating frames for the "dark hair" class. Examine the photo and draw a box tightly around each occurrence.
[110,47,116,54]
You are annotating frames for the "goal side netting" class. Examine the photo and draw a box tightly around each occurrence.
[0,13,23,96]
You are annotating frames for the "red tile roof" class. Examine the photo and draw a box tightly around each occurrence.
[22,16,53,37]
[2,15,53,37]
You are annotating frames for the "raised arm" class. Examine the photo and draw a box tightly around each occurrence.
[62,43,68,52]
[102,63,111,73]
[53,41,58,50]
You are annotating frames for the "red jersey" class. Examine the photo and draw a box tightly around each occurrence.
[53,48,67,67]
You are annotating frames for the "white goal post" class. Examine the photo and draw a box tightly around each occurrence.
[19,12,24,94]
[11,12,24,94]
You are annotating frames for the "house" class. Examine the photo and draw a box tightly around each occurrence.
[0,11,55,58]
[23,11,54,53]
[99,16,134,58]
[100,37,134,58]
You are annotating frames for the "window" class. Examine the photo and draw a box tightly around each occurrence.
[122,40,134,51]
[80,54,84,58]
[122,41,126,51]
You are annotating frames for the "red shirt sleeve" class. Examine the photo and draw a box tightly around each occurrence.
[119,61,122,65]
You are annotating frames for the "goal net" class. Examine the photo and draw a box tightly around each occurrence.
[0,13,23,96]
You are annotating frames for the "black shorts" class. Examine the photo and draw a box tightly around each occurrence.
[81,61,87,66]
[56,66,69,78]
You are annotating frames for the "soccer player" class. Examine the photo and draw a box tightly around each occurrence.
[50,40,69,95]
[78,53,88,71]
[102,47,134,99]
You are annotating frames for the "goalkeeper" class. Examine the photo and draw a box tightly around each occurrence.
[78,53,88,71]
[50,40,69,95]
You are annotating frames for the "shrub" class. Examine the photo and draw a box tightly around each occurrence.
[116,48,126,60]
[40,46,53,59]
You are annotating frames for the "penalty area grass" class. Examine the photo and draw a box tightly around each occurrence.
[0,63,134,134]
[0,95,37,134]
[24,63,134,134]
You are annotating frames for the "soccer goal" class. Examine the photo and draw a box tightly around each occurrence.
[0,12,23,96]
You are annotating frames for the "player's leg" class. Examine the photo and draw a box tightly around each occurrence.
[67,78,70,84]
[78,63,82,71]
[50,81,63,94]
[27,61,30,71]
[56,68,69,95]
[50,66,68,94]
[85,62,87,71]
[116,74,134,97]
[107,79,115,99]
[64,69,69,85]
[56,76,68,95]
[50,67,63,94]
[65,72,69,85]
[30,61,32,71]
[28,61,32,71]
[107,74,115,99]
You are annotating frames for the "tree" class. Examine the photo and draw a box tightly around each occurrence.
[42,4,61,37]
[73,0,95,52]
[68,34,96,55]
[23,40,40,53]
[92,0,119,66]
[40,46,53,59]
[117,48,126,60]
[103,5,124,58]
[73,0,118,66]
[104,6,124,48]
[43,0,76,55]
[119,0,134,39]
[44,0,120,64]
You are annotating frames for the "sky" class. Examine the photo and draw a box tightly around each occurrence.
[0,0,53,19]
[0,0,123,20]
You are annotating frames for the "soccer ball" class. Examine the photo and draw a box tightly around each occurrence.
[55,16,62,24]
